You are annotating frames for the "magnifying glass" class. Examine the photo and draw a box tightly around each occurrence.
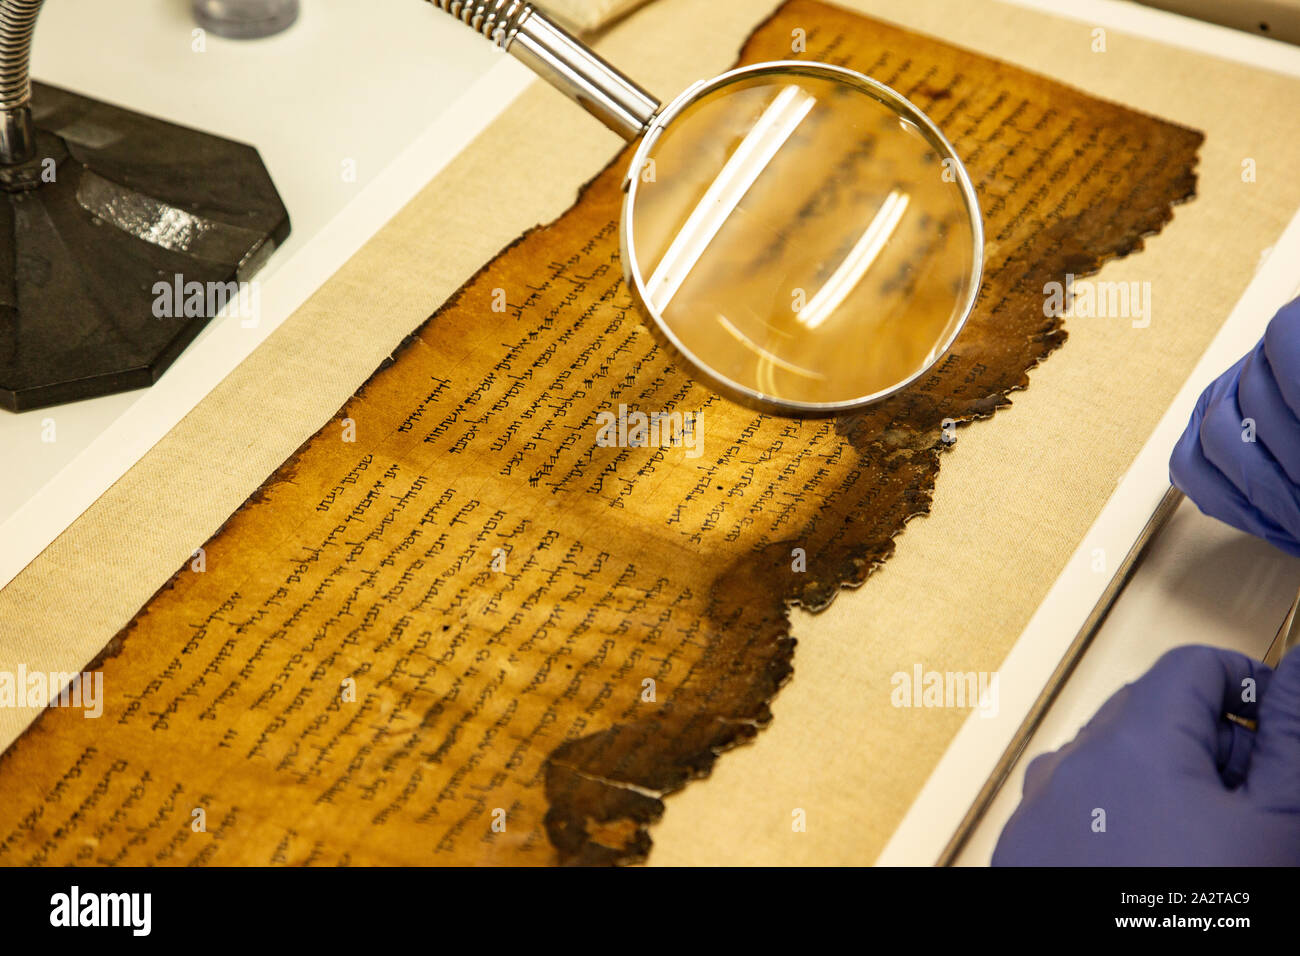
[429,0,984,415]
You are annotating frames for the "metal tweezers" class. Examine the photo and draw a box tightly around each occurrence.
[938,485,1300,864]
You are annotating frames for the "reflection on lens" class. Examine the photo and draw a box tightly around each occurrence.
[626,65,980,409]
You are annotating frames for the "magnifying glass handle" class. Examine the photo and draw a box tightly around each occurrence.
[429,0,661,140]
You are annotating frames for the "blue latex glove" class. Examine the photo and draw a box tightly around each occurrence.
[1170,297,1300,557]
[993,645,1300,865]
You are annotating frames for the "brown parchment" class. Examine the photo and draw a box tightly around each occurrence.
[0,0,1201,865]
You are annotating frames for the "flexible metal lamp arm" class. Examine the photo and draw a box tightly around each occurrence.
[0,0,43,165]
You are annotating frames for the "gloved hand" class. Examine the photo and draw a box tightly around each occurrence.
[1170,296,1300,557]
[993,645,1300,865]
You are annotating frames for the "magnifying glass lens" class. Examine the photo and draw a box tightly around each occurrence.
[627,68,980,409]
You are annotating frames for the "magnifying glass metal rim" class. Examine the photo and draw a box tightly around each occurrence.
[619,60,985,417]
[430,2,985,417]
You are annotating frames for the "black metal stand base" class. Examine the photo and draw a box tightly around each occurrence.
[0,82,290,412]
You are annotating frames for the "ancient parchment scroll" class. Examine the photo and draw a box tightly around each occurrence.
[0,0,1201,865]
